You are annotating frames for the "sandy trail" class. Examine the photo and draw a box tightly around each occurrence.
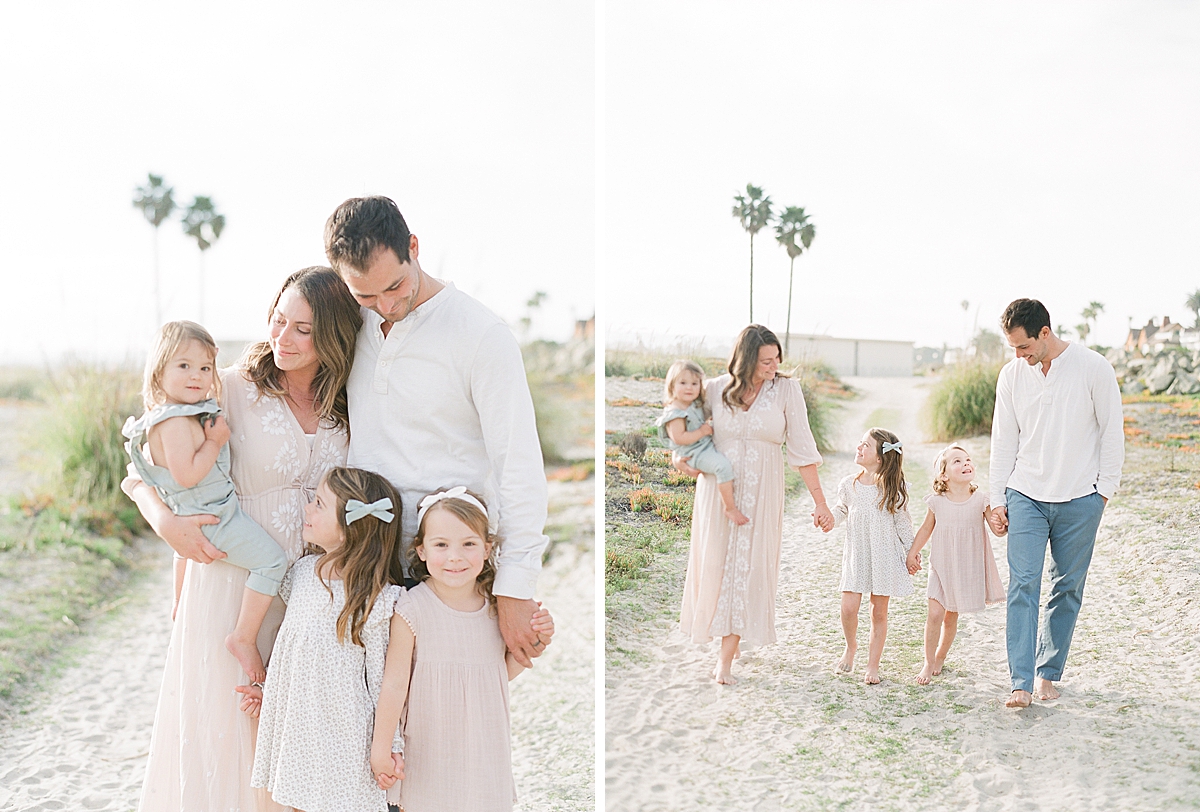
[605,376,1200,811]
[0,479,595,812]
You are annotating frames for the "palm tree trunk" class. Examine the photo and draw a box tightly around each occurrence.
[749,231,754,323]
[152,226,161,327]
[785,255,795,359]
[198,251,206,324]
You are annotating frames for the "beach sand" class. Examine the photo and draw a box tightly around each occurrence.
[605,376,1200,811]
[0,477,595,812]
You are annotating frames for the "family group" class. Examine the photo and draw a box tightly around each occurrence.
[659,299,1124,707]
[121,196,551,812]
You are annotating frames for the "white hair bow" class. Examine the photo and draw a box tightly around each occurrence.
[882,441,903,455]
[416,486,490,528]
[345,497,395,525]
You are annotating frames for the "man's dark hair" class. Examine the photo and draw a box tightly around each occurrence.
[1000,298,1051,339]
[324,196,412,274]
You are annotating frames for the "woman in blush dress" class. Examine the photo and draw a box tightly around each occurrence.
[123,267,363,812]
[677,325,835,685]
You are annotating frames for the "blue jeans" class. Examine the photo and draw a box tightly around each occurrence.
[1005,489,1105,693]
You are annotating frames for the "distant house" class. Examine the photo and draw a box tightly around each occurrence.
[1125,317,1186,355]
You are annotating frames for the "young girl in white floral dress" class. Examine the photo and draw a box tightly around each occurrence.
[833,427,914,685]
[371,488,555,812]
[250,467,405,812]
[905,445,1006,685]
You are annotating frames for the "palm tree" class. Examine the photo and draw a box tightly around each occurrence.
[731,184,774,322]
[1080,301,1105,346]
[1186,289,1200,329]
[132,173,177,327]
[1075,322,1090,344]
[181,196,226,323]
[773,206,815,358]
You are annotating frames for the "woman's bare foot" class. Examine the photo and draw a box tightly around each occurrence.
[1034,677,1060,701]
[1005,690,1032,708]
[915,663,933,685]
[835,647,855,674]
[931,657,946,676]
[864,666,881,685]
[713,663,737,685]
[226,633,266,683]
[725,508,750,526]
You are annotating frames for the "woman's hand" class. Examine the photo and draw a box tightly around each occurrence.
[123,475,227,563]
[811,502,835,533]
[234,683,262,718]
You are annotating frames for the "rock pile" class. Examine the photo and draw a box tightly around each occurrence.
[1108,346,1200,395]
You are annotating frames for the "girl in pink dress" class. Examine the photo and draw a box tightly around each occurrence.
[906,445,1006,685]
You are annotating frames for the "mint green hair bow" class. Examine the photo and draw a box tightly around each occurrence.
[882,441,903,455]
[345,497,395,525]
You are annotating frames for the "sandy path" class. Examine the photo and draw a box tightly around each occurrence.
[0,479,595,812]
[605,377,1200,811]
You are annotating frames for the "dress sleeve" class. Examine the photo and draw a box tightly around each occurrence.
[895,504,916,552]
[782,378,822,468]
[364,586,399,706]
[832,476,851,527]
[393,590,418,637]
[278,559,298,605]
[923,493,938,515]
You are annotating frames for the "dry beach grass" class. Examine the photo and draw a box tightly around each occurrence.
[605,375,1200,811]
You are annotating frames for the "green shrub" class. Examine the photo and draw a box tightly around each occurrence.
[794,371,836,454]
[923,362,1003,441]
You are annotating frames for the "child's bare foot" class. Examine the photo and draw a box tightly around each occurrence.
[1005,690,1032,708]
[835,647,855,674]
[1034,677,1060,701]
[932,657,946,676]
[864,666,881,685]
[713,663,737,685]
[225,633,266,683]
[915,663,933,685]
[725,508,750,526]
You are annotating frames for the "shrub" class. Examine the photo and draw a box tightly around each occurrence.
[794,371,836,454]
[923,362,1003,441]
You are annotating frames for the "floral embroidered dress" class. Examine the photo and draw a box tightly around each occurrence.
[680,375,822,647]
[139,369,348,812]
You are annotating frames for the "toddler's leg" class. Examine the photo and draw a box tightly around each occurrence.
[933,611,959,675]
[838,592,861,673]
[226,589,272,683]
[917,599,946,684]
[865,595,889,685]
[716,481,749,526]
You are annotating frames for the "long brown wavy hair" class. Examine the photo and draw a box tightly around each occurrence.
[721,324,789,413]
[864,427,908,514]
[408,489,500,613]
[239,267,362,433]
[307,467,403,646]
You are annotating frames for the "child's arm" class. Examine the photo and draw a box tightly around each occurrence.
[506,604,555,680]
[907,511,935,574]
[371,614,413,789]
[984,505,1008,537]
[664,416,712,447]
[153,414,230,488]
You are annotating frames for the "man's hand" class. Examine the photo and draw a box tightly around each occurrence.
[497,596,542,668]
[988,506,1008,536]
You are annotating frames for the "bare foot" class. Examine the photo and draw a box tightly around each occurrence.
[713,664,737,685]
[915,663,933,685]
[864,666,881,685]
[931,657,946,676]
[835,648,855,674]
[1005,690,1032,708]
[1034,677,1060,701]
[226,633,266,683]
[725,508,750,526]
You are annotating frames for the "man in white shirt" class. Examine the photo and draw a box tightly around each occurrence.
[988,298,1123,709]
[324,196,549,667]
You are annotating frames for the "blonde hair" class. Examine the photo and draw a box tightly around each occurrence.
[410,490,500,612]
[932,445,979,495]
[309,467,404,646]
[865,427,908,514]
[663,360,706,410]
[142,321,221,410]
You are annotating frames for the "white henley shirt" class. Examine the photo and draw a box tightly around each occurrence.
[345,281,548,599]
[989,342,1124,509]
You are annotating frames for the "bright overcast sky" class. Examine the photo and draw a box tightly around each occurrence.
[603,1,1200,352]
[0,2,594,365]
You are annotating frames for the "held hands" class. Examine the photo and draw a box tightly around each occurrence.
[531,603,555,650]
[811,503,834,533]
[987,506,1009,537]
[203,414,231,447]
[371,746,406,790]
[906,549,922,575]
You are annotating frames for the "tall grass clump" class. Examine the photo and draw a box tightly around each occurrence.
[923,362,1003,441]
[794,369,836,454]
[41,363,144,511]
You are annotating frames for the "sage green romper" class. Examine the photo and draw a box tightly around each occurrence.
[122,399,287,595]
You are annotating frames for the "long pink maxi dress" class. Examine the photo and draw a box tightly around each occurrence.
[138,370,348,812]
[680,375,822,647]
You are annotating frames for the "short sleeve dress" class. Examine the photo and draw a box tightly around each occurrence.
[394,582,516,812]
[833,475,915,597]
[251,556,403,812]
[924,491,1005,612]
